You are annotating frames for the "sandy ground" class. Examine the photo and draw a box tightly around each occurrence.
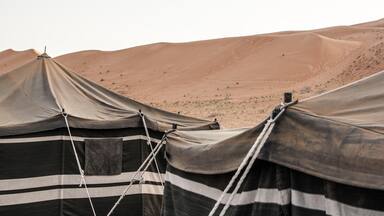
[1,19,384,128]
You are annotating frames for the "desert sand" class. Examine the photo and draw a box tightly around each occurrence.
[0,49,38,74]
[1,19,384,128]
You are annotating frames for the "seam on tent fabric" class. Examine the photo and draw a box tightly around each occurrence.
[43,58,63,112]
[289,107,384,136]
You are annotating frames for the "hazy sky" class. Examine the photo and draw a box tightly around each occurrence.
[1,0,383,57]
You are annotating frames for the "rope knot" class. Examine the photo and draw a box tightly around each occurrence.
[61,108,68,117]
[138,109,144,117]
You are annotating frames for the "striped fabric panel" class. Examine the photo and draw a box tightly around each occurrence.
[162,163,384,216]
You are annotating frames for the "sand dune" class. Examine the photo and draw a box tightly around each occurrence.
[0,49,38,74]
[2,19,384,127]
[56,32,361,101]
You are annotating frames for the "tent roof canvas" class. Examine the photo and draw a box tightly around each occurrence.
[166,70,384,190]
[0,54,219,136]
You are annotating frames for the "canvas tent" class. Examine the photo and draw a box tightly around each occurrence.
[0,53,219,216]
[163,71,384,216]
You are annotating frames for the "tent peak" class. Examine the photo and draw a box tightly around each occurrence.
[37,52,51,59]
[37,46,51,59]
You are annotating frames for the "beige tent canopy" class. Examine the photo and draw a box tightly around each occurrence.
[0,53,219,136]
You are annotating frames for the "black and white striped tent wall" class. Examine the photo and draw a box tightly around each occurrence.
[163,160,384,216]
[0,126,167,216]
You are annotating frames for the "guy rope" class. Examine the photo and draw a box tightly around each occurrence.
[208,93,296,216]
[62,110,97,216]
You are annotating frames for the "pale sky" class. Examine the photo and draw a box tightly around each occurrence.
[1,0,383,57]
